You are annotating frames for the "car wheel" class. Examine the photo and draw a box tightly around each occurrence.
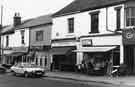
[24,72,29,78]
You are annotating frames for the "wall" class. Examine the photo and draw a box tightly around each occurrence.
[30,25,52,46]
[2,28,29,48]
[52,4,125,40]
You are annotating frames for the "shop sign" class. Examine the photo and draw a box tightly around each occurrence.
[81,39,92,46]
[30,45,51,51]
[122,28,135,45]
[12,47,28,52]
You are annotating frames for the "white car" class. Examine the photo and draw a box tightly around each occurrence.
[11,63,45,78]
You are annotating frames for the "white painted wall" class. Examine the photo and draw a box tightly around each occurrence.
[52,4,125,65]
[2,28,29,48]
[80,35,122,46]
[52,4,125,39]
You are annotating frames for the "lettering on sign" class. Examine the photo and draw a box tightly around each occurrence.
[122,28,135,45]
[81,39,92,46]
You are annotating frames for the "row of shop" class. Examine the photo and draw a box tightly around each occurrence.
[1,46,51,70]
[1,28,135,75]
[51,28,135,75]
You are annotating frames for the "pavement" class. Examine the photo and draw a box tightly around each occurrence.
[45,71,135,87]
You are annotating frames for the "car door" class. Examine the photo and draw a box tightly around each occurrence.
[17,64,25,74]
[13,64,21,74]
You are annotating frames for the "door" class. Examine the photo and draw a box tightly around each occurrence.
[124,45,134,74]
[133,47,135,73]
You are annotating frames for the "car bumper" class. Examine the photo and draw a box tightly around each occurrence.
[29,71,45,76]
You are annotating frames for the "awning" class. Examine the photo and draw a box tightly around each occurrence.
[73,46,116,52]
[3,50,14,55]
[50,46,75,55]
[8,52,27,57]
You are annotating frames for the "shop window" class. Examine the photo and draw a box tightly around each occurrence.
[126,7,135,26]
[40,58,42,66]
[43,45,51,51]
[21,30,25,44]
[45,56,47,66]
[35,58,38,65]
[90,11,99,33]
[113,53,120,66]
[113,47,120,66]
[68,18,74,33]
[36,31,43,41]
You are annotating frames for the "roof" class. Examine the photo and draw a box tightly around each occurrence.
[1,14,52,34]
[0,19,31,35]
[1,25,14,35]
[53,0,126,17]
[17,14,52,29]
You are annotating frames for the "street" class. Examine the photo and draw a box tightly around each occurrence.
[0,73,125,87]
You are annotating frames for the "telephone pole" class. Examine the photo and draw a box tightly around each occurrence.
[0,3,3,64]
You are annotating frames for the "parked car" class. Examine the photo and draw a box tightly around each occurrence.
[11,63,45,78]
[2,64,13,69]
[0,65,7,73]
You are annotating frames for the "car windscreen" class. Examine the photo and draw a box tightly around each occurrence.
[23,64,38,68]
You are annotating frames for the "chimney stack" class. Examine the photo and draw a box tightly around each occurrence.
[13,12,21,26]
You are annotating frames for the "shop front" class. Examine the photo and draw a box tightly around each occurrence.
[74,46,120,75]
[2,47,29,65]
[51,46,76,71]
[30,45,51,70]
[77,34,123,75]
[123,28,135,74]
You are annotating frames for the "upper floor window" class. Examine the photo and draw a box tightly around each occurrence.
[68,18,74,33]
[90,11,99,33]
[115,6,122,30]
[36,31,43,41]
[126,7,135,26]
[21,30,25,44]
[6,35,9,47]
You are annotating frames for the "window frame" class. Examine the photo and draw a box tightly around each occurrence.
[115,6,122,30]
[68,17,74,33]
[21,30,25,44]
[36,30,44,41]
[89,11,100,33]
[126,7,135,27]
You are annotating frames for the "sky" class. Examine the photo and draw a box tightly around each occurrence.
[0,0,74,25]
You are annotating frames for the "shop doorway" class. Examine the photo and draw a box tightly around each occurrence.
[52,53,76,72]
[124,45,135,74]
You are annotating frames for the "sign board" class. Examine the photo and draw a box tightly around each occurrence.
[81,39,92,46]
[122,28,135,45]
[12,47,28,52]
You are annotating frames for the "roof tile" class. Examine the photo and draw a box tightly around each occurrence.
[53,0,126,17]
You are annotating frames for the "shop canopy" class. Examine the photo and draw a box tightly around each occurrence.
[10,52,27,57]
[3,50,14,55]
[4,51,27,57]
[73,46,116,53]
[50,46,75,55]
